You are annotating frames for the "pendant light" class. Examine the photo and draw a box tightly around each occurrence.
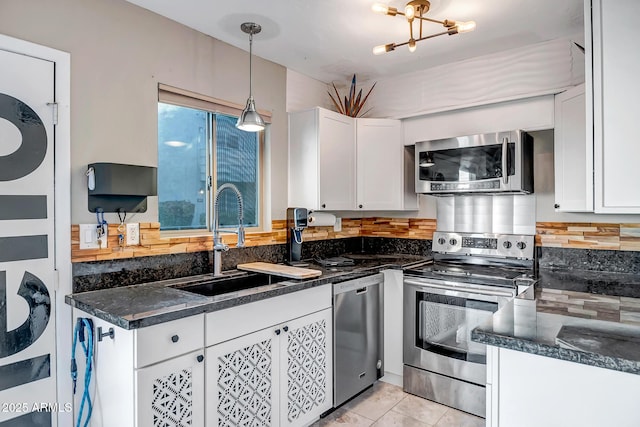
[236,22,265,132]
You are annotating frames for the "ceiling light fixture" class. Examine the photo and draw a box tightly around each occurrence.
[236,22,265,132]
[372,0,476,55]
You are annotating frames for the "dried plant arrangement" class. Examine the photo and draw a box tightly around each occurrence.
[328,74,376,118]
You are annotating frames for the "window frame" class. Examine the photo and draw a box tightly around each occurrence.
[158,84,268,236]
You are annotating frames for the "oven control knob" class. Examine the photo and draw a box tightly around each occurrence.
[503,241,512,249]
[437,237,446,245]
[449,238,458,246]
[516,241,527,250]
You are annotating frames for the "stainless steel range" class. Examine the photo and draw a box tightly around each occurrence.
[403,231,536,417]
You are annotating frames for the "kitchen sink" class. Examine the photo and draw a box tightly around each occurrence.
[170,273,287,297]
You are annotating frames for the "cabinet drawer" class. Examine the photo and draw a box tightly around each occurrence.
[206,284,331,346]
[134,314,204,368]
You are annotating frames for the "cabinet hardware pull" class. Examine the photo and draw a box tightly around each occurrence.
[321,204,326,208]
[283,326,289,332]
[554,204,560,209]
[275,329,281,335]
[197,355,204,363]
[359,204,363,209]
[97,326,115,342]
[171,335,179,343]
[356,287,367,294]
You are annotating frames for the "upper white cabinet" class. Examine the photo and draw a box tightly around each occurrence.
[591,0,640,213]
[554,84,593,212]
[289,108,356,210]
[357,119,402,210]
[289,107,417,211]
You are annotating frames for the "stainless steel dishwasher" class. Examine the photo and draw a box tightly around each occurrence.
[333,273,384,407]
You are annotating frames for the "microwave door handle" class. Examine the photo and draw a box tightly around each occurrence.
[501,136,509,185]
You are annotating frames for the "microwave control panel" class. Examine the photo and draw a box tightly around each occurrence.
[429,180,501,192]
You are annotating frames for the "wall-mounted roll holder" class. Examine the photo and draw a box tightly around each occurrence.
[87,163,157,213]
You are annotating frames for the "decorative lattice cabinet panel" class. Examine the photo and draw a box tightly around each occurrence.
[135,350,205,427]
[280,308,333,427]
[206,327,280,427]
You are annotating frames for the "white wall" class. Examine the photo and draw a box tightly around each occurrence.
[286,69,332,112]
[0,0,289,223]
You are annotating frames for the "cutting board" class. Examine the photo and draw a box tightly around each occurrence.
[237,262,322,279]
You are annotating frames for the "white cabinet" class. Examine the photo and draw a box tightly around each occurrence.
[136,350,205,426]
[380,269,403,386]
[356,119,402,210]
[289,107,356,210]
[74,284,332,427]
[205,284,333,426]
[486,346,640,427]
[289,107,417,211]
[553,83,593,212]
[206,325,280,426]
[71,311,205,427]
[591,0,640,213]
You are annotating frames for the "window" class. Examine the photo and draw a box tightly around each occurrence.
[157,85,268,232]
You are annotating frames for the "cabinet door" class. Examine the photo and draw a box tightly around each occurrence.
[206,327,280,427]
[356,118,403,210]
[280,308,333,427]
[135,350,205,427]
[593,0,640,212]
[553,84,593,212]
[318,109,356,210]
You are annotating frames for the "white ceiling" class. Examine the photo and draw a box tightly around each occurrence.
[125,0,584,83]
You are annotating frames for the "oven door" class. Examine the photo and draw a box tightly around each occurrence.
[403,277,514,385]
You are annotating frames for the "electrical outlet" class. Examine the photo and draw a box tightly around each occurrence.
[79,223,108,249]
[126,223,140,245]
[334,217,342,232]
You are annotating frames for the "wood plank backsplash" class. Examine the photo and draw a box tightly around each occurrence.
[71,219,640,262]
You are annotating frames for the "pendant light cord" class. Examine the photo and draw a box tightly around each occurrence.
[249,31,253,99]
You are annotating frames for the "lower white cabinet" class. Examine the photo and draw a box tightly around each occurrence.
[486,346,640,427]
[73,284,333,427]
[381,269,403,386]
[136,350,205,426]
[206,308,333,427]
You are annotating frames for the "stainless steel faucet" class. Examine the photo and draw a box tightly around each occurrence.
[212,183,245,276]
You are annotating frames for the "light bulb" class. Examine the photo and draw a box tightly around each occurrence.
[372,3,389,14]
[457,21,476,33]
[373,43,395,55]
[408,39,417,52]
[404,4,415,20]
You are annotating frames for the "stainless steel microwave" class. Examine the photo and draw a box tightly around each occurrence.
[415,130,534,194]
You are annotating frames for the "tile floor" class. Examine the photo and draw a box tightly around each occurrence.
[311,382,485,427]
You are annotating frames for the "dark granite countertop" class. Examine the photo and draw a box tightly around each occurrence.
[66,254,427,330]
[472,269,640,375]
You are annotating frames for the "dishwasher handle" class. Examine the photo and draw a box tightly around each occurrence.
[333,273,383,295]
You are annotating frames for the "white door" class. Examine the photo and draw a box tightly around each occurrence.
[318,110,356,210]
[280,308,332,427]
[0,50,56,426]
[136,350,205,427]
[356,118,403,210]
[206,327,280,427]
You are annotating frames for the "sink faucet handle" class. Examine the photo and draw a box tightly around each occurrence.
[214,242,229,252]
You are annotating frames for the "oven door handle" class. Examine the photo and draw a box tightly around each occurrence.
[404,279,515,298]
